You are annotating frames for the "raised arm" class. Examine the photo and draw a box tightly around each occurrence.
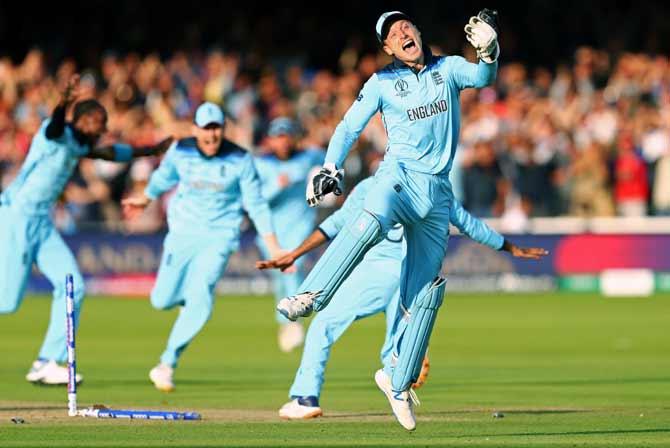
[87,137,173,161]
[45,75,81,140]
[325,75,381,168]
[449,57,498,89]
[306,76,381,207]
[450,8,500,90]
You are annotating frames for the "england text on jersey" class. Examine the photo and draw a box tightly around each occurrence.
[406,100,448,122]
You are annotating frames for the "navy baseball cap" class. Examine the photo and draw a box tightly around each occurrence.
[194,102,225,128]
[268,117,298,137]
[375,11,412,43]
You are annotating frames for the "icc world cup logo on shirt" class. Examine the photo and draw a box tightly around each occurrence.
[395,79,411,98]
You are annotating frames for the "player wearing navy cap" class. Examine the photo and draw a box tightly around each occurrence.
[274,9,533,431]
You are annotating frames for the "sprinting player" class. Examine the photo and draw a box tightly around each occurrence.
[253,117,324,352]
[122,102,285,392]
[276,10,508,430]
[258,177,546,419]
[0,75,172,385]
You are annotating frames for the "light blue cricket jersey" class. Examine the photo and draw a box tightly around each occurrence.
[145,137,273,237]
[319,176,505,263]
[326,49,497,175]
[0,120,89,215]
[253,149,324,236]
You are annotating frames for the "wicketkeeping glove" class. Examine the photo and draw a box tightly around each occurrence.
[306,163,344,207]
[464,8,500,64]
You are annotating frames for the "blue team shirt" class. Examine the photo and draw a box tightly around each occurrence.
[145,137,273,237]
[1,120,89,215]
[319,177,504,263]
[326,50,497,175]
[253,149,324,237]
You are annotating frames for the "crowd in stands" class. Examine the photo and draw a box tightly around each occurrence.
[1,44,669,234]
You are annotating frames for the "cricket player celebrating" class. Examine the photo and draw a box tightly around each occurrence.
[0,75,172,385]
[276,10,504,429]
[253,117,324,352]
[123,102,284,392]
[259,177,546,420]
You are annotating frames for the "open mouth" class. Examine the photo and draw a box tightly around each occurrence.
[402,39,416,51]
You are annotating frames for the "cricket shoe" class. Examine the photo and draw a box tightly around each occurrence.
[278,322,305,353]
[374,369,419,431]
[276,291,320,321]
[279,396,323,420]
[149,363,175,392]
[26,360,82,385]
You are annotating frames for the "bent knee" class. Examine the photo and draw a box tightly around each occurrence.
[150,292,176,310]
[0,301,20,314]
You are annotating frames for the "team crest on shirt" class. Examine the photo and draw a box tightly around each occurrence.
[394,79,411,98]
[431,71,444,85]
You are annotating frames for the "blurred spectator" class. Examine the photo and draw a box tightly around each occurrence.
[569,143,615,217]
[653,153,670,215]
[462,141,507,217]
[506,131,561,216]
[614,131,649,216]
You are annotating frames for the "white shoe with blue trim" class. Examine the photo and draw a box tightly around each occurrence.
[374,369,418,431]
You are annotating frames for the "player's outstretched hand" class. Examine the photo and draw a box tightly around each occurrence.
[306,163,344,207]
[506,243,549,260]
[61,74,82,106]
[149,137,174,155]
[256,252,297,272]
[464,9,500,63]
[122,194,152,220]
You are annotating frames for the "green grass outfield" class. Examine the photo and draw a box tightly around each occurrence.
[1,293,669,447]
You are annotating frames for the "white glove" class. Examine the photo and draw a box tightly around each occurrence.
[306,163,344,207]
[464,15,499,64]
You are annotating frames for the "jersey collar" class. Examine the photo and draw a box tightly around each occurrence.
[392,45,435,74]
[195,138,232,159]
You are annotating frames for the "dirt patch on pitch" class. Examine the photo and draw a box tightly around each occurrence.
[0,401,72,425]
[0,401,278,424]
[0,401,590,425]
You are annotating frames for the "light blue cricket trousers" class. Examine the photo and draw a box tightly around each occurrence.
[151,231,234,367]
[0,205,85,362]
[289,257,401,398]
[362,160,453,391]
